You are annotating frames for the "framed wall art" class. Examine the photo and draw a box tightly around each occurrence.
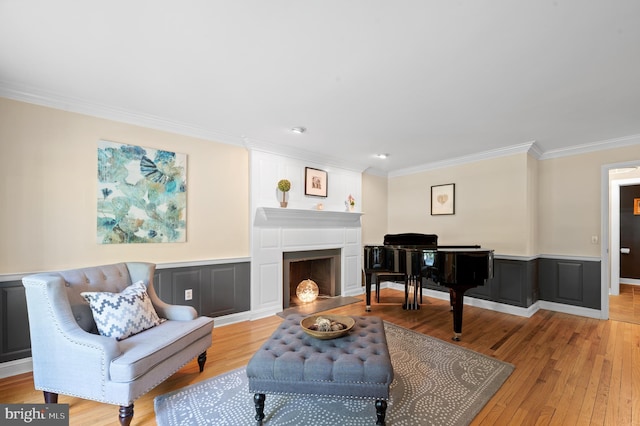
[634,198,640,215]
[305,167,328,197]
[431,183,455,215]
[97,140,187,244]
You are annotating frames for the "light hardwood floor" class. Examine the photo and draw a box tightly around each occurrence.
[2,288,639,425]
[610,283,640,324]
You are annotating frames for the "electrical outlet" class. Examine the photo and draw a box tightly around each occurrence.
[591,235,599,244]
[184,289,193,300]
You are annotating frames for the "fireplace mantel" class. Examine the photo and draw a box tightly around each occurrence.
[254,207,363,228]
[251,206,363,320]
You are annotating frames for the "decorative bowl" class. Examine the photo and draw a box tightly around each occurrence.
[300,315,355,340]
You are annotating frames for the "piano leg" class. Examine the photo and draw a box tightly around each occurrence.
[448,284,476,341]
[403,278,409,308]
[402,276,420,310]
[365,271,372,312]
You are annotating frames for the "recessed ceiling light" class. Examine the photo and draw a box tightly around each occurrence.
[376,153,389,159]
[291,127,306,134]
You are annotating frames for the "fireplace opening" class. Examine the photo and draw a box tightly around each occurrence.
[283,249,341,308]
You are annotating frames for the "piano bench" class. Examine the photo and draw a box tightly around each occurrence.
[246,314,394,426]
[371,272,406,303]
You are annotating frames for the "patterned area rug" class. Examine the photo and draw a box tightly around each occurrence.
[155,322,514,425]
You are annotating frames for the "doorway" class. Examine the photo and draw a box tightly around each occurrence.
[603,163,640,323]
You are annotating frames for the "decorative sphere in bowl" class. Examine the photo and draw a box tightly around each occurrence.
[300,315,355,339]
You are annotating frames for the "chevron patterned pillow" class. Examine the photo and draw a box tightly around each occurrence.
[81,280,164,340]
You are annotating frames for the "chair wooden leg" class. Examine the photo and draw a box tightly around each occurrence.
[375,400,387,425]
[43,391,58,403]
[197,351,207,372]
[254,393,265,425]
[119,404,133,426]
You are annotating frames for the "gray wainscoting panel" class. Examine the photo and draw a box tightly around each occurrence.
[210,267,236,314]
[466,257,538,308]
[1,260,250,363]
[557,262,583,302]
[538,258,600,309]
[0,282,32,363]
[154,261,250,317]
[209,265,250,316]
[172,269,204,312]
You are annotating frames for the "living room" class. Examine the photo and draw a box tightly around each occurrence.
[3,95,640,332]
[2,2,640,424]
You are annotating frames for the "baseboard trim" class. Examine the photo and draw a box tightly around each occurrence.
[212,311,253,327]
[418,287,540,318]
[384,282,602,319]
[537,300,603,319]
[0,357,33,379]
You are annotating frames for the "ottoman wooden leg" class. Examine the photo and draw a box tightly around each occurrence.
[253,393,265,425]
[375,400,387,425]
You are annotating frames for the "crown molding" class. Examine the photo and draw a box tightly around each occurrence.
[243,137,370,173]
[389,141,539,177]
[538,133,640,160]
[388,132,640,178]
[0,80,371,173]
[3,80,639,175]
[0,81,245,146]
[362,167,389,177]
[527,141,544,159]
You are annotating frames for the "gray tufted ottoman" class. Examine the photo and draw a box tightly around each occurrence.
[246,314,393,425]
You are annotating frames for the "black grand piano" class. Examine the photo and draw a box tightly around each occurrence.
[364,233,494,341]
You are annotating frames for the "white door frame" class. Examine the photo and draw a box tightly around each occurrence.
[601,161,640,318]
[610,176,640,295]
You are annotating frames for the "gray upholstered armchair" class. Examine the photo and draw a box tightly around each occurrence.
[22,262,215,425]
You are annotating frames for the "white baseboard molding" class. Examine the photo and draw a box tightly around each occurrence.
[211,311,253,327]
[420,288,541,318]
[0,357,33,379]
[537,300,603,319]
[344,287,366,298]
[249,306,281,321]
[385,282,601,319]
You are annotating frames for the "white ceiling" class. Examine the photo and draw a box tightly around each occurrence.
[1,1,639,175]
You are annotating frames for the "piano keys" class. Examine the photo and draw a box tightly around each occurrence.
[364,233,494,341]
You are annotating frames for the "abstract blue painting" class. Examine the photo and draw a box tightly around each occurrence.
[97,140,187,244]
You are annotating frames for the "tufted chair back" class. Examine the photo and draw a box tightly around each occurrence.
[58,263,134,333]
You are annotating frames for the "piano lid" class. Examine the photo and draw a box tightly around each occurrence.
[383,233,438,248]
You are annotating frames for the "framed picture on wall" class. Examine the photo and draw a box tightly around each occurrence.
[634,198,640,215]
[431,183,455,215]
[305,167,328,197]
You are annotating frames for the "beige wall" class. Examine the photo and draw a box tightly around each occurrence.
[526,154,539,255]
[538,144,640,257]
[378,143,640,258]
[361,172,388,245]
[4,96,640,274]
[0,98,250,274]
[386,153,533,255]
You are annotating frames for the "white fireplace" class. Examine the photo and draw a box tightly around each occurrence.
[250,207,363,319]
[283,248,341,308]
